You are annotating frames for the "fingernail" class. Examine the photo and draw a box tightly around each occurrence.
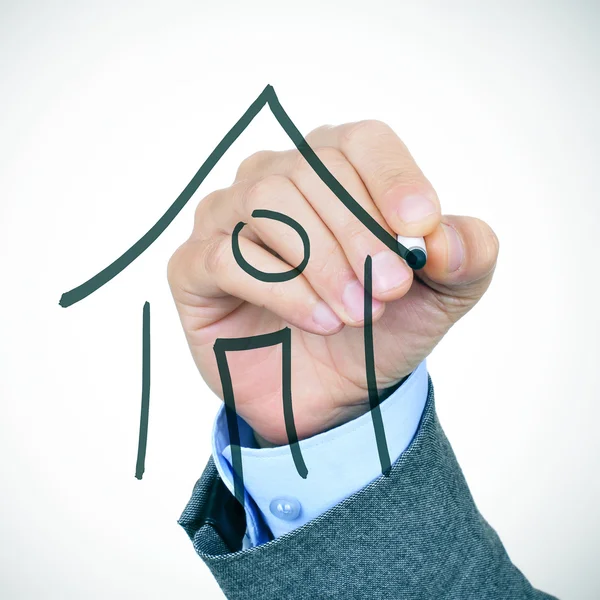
[342,280,383,322]
[442,223,464,272]
[397,194,437,224]
[371,250,411,294]
[312,301,343,332]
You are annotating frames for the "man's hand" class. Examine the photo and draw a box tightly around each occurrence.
[168,120,499,445]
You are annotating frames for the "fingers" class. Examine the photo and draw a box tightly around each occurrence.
[196,174,385,325]
[291,147,416,302]
[305,121,441,238]
[419,215,499,310]
[173,118,480,340]
[246,147,414,302]
[168,234,345,335]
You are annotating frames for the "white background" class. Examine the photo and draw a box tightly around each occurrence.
[1,0,599,598]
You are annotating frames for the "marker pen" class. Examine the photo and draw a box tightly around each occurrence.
[397,235,427,270]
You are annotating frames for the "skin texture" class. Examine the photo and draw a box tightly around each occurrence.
[168,120,499,446]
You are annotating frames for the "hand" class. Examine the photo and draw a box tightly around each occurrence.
[168,120,499,445]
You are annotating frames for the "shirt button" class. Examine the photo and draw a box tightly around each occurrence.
[269,496,302,521]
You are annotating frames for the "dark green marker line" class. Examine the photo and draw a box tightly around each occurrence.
[232,209,310,282]
[266,90,408,260]
[363,256,392,476]
[214,328,307,505]
[59,85,415,308]
[135,301,151,480]
[59,87,271,308]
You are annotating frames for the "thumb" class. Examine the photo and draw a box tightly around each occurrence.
[417,215,500,319]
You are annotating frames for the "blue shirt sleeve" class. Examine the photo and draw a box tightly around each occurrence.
[211,360,429,549]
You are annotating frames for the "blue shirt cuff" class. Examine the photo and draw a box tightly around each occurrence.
[211,360,429,548]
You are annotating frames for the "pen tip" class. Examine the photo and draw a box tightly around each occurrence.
[406,248,427,270]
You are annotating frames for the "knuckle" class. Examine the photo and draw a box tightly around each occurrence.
[166,243,185,288]
[304,124,334,144]
[345,223,371,246]
[289,149,312,178]
[313,146,347,169]
[341,119,392,146]
[342,220,384,255]
[311,241,343,276]
[202,235,229,275]
[291,145,347,179]
[377,165,424,193]
[236,150,275,180]
[268,280,287,299]
[193,189,221,230]
[242,174,287,214]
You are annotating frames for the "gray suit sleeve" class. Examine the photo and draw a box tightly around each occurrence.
[179,377,559,600]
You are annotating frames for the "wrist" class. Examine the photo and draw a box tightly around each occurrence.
[252,375,409,449]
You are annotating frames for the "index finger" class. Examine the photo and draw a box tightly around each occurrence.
[305,120,441,238]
